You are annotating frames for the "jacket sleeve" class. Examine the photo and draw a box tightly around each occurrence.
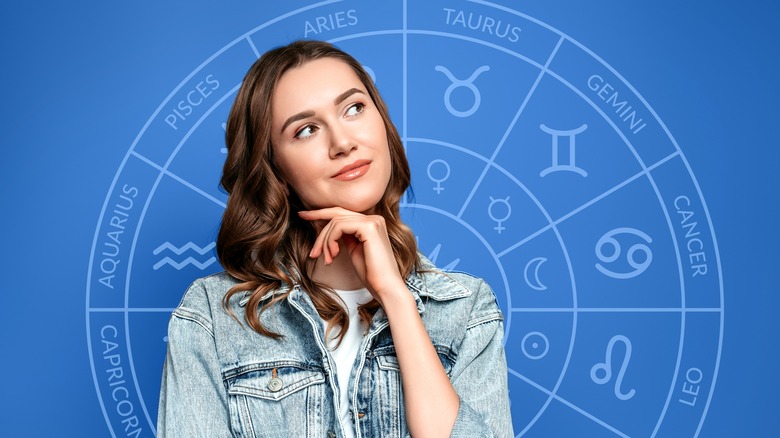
[448,279,514,438]
[157,282,232,437]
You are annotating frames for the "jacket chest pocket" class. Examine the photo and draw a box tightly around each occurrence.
[226,364,327,438]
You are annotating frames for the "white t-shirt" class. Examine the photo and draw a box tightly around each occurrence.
[326,287,373,438]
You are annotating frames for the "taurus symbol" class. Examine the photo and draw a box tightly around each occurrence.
[435,65,490,117]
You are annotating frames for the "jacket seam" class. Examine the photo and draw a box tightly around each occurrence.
[466,312,503,330]
[171,307,215,339]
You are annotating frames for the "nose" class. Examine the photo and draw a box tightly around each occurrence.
[328,123,357,158]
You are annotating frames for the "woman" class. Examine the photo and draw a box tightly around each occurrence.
[157,40,513,438]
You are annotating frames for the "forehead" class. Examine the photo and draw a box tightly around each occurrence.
[272,57,365,117]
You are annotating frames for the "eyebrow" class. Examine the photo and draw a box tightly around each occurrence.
[279,88,366,134]
[280,110,315,134]
[334,87,364,105]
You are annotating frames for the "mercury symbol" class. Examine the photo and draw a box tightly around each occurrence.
[488,196,511,233]
[435,65,490,117]
[427,159,451,194]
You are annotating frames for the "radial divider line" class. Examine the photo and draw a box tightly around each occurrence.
[245,35,261,58]
[89,307,177,313]
[456,36,565,219]
[402,0,408,146]
[510,307,721,313]
[131,151,227,209]
[508,368,630,437]
[497,150,680,258]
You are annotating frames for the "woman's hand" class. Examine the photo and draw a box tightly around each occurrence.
[301,207,462,437]
[298,207,406,302]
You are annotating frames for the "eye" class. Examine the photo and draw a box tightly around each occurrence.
[345,102,365,117]
[294,124,318,139]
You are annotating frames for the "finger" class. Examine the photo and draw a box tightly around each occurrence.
[309,218,331,259]
[322,220,345,264]
[311,219,332,261]
[298,207,362,221]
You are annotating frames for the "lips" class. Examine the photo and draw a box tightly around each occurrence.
[332,159,371,181]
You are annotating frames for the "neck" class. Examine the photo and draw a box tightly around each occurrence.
[308,240,364,290]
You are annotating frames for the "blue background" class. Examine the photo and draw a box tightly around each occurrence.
[2,1,778,436]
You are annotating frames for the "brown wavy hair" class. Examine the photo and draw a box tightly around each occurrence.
[217,40,419,343]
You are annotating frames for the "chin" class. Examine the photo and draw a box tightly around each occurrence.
[338,194,384,214]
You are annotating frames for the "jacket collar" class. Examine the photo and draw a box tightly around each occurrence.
[238,253,472,308]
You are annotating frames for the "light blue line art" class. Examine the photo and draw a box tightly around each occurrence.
[405,136,579,436]
[131,148,228,209]
[507,368,630,437]
[457,36,565,219]
[245,35,261,58]
[90,308,176,313]
[85,3,347,436]
[121,83,241,435]
[496,150,679,259]
[590,335,636,401]
[153,256,217,271]
[510,307,721,313]
[403,0,408,144]
[152,241,216,256]
[435,65,490,117]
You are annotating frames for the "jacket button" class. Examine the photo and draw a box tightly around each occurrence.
[267,377,283,392]
[327,431,336,438]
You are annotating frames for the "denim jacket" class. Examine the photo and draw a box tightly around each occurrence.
[157,256,513,437]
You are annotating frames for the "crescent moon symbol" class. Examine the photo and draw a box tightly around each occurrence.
[524,257,548,291]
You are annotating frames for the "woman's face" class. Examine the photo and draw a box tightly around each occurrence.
[270,57,391,213]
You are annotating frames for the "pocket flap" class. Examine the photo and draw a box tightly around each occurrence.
[376,353,400,371]
[227,364,325,401]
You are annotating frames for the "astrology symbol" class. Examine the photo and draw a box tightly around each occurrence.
[153,241,216,270]
[488,196,511,233]
[539,123,588,177]
[426,242,461,271]
[220,122,228,154]
[523,257,548,291]
[590,335,636,401]
[362,65,377,83]
[595,227,653,279]
[427,159,451,194]
[435,65,490,117]
[521,331,549,360]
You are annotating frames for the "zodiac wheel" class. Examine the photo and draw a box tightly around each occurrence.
[86,1,723,436]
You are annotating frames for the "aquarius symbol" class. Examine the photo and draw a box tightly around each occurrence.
[220,122,228,154]
[488,196,511,233]
[435,65,490,117]
[539,123,588,177]
[523,257,548,291]
[426,159,451,194]
[153,241,217,270]
[595,227,653,279]
[590,335,636,401]
[521,331,549,360]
